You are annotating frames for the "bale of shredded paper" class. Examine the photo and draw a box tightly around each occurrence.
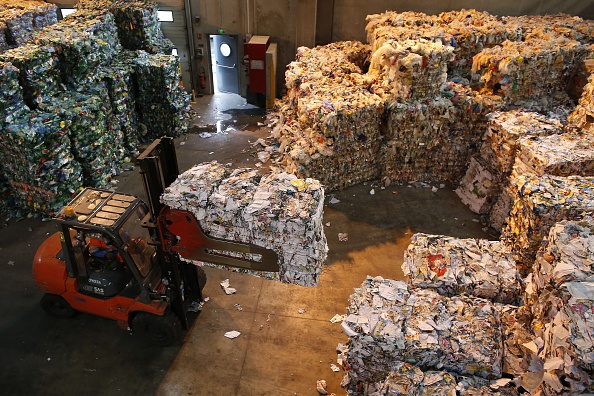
[368,38,454,99]
[472,37,586,110]
[341,276,503,386]
[403,233,521,304]
[501,174,594,274]
[531,216,594,292]
[160,163,328,287]
[382,83,501,183]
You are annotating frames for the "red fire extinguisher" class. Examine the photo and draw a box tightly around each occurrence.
[199,67,206,90]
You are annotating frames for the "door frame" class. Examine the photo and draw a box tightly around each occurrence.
[209,34,241,95]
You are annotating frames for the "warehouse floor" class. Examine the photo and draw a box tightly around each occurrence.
[0,93,493,396]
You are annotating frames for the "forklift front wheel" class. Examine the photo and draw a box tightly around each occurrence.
[132,312,181,347]
[40,293,76,318]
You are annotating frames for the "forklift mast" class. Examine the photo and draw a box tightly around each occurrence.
[137,136,179,220]
[138,137,201,329]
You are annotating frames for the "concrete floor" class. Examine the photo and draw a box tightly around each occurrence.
[0,93,493,396]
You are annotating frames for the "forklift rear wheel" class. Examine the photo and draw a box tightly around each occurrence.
[132,312,181,346]
[40,294,76,318]
[196,266,207,292]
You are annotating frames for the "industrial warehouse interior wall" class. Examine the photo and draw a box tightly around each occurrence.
[189,0,314,97]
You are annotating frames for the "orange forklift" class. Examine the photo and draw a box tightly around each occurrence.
[33,137,279,346]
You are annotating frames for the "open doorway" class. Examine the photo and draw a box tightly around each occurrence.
[209,34,240,94]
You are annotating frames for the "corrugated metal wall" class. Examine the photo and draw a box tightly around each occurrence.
[156,1,192,92]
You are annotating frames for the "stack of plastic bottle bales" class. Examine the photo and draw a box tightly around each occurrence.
[0,0,58,51]
[0,0,190,218]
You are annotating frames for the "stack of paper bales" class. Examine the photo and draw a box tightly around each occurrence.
[489,130,594,233]
[160,162,328,287]
[382,83,501,183]
[0,0,58,50]
[367,38,453,99]
[455,110,562,226]
[471,37,586,110]
[501,174,594,274]
[76,0,174,53]
[365,10,524,79]
[0,111,83,216]
[0,44,61,109]
[567,73,594,131]
[402,233,521,304]
[340,277,503,392]
[278,43,386,190]
[479,111,563,178]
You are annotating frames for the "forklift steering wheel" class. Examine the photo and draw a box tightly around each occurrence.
[88,257,104,272]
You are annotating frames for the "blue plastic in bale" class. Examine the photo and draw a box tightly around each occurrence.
[0,44,62,109]
[0,111,83,217]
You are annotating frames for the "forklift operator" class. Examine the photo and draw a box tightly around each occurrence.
[87,234,123,264]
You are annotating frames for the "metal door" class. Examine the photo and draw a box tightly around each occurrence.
[213,35,239,94]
